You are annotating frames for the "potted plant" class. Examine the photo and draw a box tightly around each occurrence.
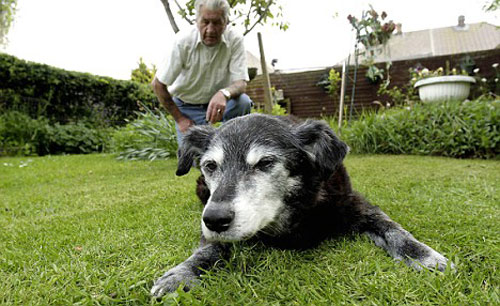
[413,67,476,102]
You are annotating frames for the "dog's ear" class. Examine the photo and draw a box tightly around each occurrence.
[176,125,215,176]
[293,119,349,179]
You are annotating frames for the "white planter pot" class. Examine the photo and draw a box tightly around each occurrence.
[414,75,476,102]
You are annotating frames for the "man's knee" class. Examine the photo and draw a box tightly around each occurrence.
[224,94,252,121]
[237,94,253,113]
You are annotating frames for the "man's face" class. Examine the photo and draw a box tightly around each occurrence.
[197,7,227,47]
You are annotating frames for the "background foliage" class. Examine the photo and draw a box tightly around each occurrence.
[111,103,178,161]
[0,111,112,156]
[0,53,155,126]
[160,0,288,35]
[337,99,500,159]
[317,68,341,97]
[0,0,17,46]
[130,57,157,85]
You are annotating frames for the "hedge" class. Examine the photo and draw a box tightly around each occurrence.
[0,53,155,126]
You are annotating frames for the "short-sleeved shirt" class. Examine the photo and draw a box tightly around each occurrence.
[156,26,249,105]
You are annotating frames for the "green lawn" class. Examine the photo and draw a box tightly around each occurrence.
[0,154,498,305]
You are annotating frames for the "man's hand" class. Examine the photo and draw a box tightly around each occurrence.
[152,78,195,134]
[206,91,227,124]
[177,116,195,133]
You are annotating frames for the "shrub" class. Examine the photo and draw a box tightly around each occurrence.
[339,98,499,159]
[38,123,113,155]
[0,111,48,155]
[0,111,112,156]
[317,68,341,97]
[111,104,178,160]
[252,102,288,116]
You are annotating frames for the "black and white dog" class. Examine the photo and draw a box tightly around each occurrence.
[151,113,452,297]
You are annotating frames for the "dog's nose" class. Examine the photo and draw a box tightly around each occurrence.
[203,208,234,233]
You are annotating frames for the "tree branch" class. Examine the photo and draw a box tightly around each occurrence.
[174,0,194,25]
[160,0,180,33]
[243,0,274,36]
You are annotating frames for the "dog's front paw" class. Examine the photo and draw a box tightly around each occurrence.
[151,264,199,298]
[408,248,455,272]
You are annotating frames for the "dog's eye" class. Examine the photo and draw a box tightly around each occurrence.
[202,161,218,173]
[254,157,276,172]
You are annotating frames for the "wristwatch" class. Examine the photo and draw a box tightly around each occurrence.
[219,88,231,100]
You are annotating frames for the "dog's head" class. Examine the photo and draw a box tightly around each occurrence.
[176,114,348,242]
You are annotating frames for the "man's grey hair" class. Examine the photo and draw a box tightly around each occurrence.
[195,0,230,23]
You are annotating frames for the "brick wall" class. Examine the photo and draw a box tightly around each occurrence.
[246,49,500,118]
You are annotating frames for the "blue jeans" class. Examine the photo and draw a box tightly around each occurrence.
[173,94,253,146]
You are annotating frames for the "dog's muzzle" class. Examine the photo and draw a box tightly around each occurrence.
[203,206,235,233]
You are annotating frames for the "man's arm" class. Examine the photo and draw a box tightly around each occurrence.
[152,77,194,133]
[206,79,247,124]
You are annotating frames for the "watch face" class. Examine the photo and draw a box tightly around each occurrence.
[221,89,230,99]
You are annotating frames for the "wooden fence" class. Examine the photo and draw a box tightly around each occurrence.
[246,49,500,118]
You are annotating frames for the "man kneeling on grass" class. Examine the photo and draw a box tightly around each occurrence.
[152,0,253,146]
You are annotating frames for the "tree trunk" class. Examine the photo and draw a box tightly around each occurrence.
[159,0,180,33]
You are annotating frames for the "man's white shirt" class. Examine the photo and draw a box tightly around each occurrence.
[156,26,249,104]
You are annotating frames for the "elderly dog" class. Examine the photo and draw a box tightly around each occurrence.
[151,114,452,297]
